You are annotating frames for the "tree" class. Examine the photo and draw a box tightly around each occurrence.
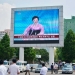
[61,29,75,62]
[0,33,16,60]
[14,47,19,59]
[35,48,49,62]
[55,47,63,61]
[39,49,49,62]
[1,33,10,47]
[24,47,36,63]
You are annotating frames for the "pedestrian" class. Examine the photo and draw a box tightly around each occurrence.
[40,63,47,75]
[50,63,54,74]
[0,59,7,75]
[25,62,30,75]
[54,63,58,74]
[31,66,33,72]
[59,62,62,69]
[8,59,20,75]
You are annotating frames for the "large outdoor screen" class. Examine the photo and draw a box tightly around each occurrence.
[10,6,64,47]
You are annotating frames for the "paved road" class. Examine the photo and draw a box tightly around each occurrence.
[19,71,75,75]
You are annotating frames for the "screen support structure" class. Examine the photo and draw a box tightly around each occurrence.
[19,47,54,65]
[19,47,24,61]
[49,47,54,66]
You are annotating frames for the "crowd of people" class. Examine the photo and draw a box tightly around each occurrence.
[0,59,64,75]
[0,59,20,75]
[50,62,75,74]
[1,59,75,75]
[0,59,47,75]
[50,63,59,74]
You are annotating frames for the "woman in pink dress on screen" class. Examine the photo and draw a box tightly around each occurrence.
[23,16,44,35]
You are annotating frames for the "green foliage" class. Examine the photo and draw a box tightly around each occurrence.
[14,47,19,59]
[61,29,75,62]
[35,48,49,62]
[1,33,10,47]
[55,48,63,61]
[0,34,48,62]
[0,33,16,60]
[72,60,75,63]
[24,47,36,63]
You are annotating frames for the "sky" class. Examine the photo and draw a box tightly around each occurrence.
[0,0,75,31]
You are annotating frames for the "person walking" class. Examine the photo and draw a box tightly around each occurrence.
[40,63,47,75]
[54,63,58,74]
[0,59,7,75]
[8,59,20,75]
[50,63,54,74]
[31,66,33,72]
[25,63,30,75]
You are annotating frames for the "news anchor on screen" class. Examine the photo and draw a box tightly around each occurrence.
[23,16,44,35]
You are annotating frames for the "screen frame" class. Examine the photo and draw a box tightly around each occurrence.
[10,6,64,47]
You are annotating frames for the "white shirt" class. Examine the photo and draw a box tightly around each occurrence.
[0,65,7,75]
[40,66,47,75]
[8,63,20,75]
[26,64,30,70]
[54,64,58,69]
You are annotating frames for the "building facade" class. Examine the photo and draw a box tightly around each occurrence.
[64,16,75,37]
[0,29,10,40]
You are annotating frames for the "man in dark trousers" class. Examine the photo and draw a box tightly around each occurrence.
[25,62,30,75]
[51,63,54,74]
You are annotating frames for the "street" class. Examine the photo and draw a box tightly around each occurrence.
[19,71,75,75]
